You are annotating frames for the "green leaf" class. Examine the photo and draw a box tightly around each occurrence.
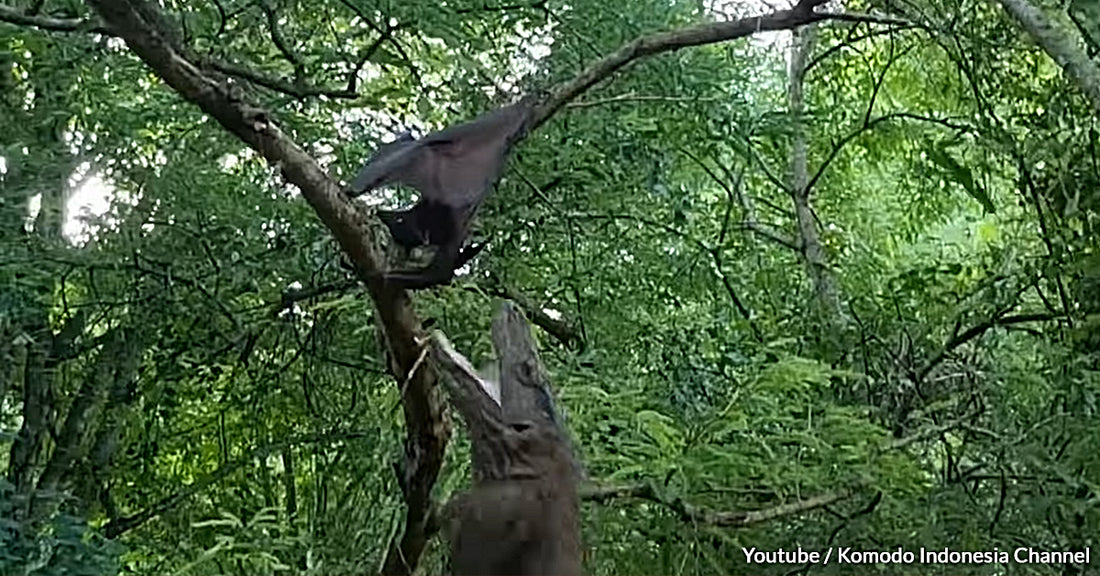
[926,143,994,213]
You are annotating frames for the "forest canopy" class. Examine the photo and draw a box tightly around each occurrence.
[0,0,1098,574]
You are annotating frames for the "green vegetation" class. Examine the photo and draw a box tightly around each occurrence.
[0,0,1097,574]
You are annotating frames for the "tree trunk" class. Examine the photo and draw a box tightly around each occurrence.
[787,25,844,329]
[996,0,1100,114]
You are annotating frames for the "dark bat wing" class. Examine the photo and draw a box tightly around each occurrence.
[346,132,437,197]
[348,103,532,204]
[347,101,533,290]
[416,103,531,206]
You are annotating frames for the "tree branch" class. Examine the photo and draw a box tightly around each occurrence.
[207,59,358,99]
[806,112,974,196]
[582,482,864,528]
[472,277,585,350]
[258,0,303,73]
[0,2,363,99]
[996,0,1100,114]
[82,3,447,573]
[580,415,972,529]
[103,429,375,538]
[917,312,1062,382]
[0,3,107,32]
[76,0,904,571]
[531,6,885,130]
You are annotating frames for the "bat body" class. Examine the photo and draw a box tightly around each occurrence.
[348,102,534,288]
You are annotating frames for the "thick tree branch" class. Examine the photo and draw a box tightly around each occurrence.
[76,0,899,571]
[82,2,446,573]
[531,4,867,130]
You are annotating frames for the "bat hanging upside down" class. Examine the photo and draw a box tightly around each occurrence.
[346,101,535,289]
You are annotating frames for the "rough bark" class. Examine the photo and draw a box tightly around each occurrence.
[35,329,124,498]
[72,1,867,570]
[787,24,843,328]
[996,0,1100,114]
[6,324,50,499]
[7,310,84,501]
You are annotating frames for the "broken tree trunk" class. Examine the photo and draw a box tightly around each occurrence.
[430,301,582,576]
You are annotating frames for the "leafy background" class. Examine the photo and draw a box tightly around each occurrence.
[0,0,1098,574]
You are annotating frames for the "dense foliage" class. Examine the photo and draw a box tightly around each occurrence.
[1,0,1097,574]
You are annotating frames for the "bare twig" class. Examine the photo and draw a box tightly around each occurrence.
[258,0,303,72]
[207,59,358,99]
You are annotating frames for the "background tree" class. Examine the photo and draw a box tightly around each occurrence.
[0,0,1097,574]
